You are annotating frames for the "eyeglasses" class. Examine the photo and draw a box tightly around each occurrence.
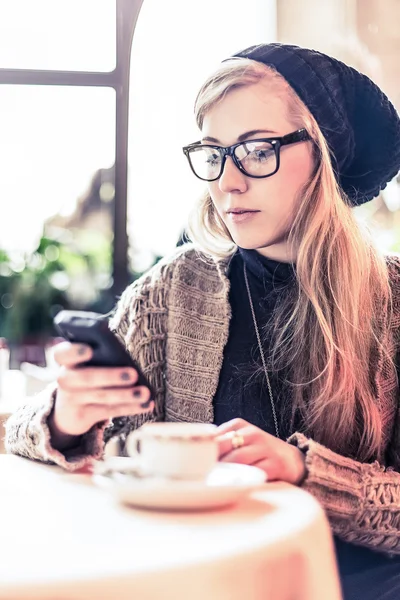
[182,128,311,182]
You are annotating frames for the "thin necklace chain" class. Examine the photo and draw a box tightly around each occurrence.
[243,263,280,439]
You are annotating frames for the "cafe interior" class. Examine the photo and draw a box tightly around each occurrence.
[0,1,399,598]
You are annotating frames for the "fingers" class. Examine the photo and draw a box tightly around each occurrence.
[57,366,139,391]
[217,426,257,458]
[53,342,93,368]
[216,418,248,435]
[215,419,305,485]
[252,458,277,481]
[84,400,155,423]
[217,429,306,484]
[59,385,152,407]
[253,449,306,485]
[59,397,155,436]
[219,444,266,465]
[52,383,154,438]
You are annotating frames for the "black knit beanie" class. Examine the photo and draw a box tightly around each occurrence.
[231,43,400,206]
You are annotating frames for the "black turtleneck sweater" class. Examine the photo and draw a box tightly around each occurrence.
[213,247,297,439]
[213,248,400,595]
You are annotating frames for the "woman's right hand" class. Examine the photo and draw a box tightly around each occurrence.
[48,342,154,450]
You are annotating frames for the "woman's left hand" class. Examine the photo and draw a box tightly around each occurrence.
[216,418,307,485]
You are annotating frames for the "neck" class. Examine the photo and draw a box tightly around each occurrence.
[238,247,296,285]
[254,243,296,264]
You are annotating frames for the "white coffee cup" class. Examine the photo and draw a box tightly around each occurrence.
[126,422,218,480]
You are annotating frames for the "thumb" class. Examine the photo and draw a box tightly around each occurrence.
[53,341,93,368]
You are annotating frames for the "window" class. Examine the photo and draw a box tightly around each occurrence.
[127,0,276,270]
[0,0,121,356]
[2,0,400,354]
[0,0,116,71]
[0,85,115,258]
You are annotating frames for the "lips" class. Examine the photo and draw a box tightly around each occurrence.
[226,208,260,215]
[226,209,260,224]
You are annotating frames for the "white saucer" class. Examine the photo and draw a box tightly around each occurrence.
[93,458,267,511]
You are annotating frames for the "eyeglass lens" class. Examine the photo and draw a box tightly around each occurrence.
[189,141,277,180]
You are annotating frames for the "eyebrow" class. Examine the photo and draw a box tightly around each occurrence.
[201,129,278,144]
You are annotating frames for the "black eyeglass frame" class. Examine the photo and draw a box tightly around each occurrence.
[182,128,311,182]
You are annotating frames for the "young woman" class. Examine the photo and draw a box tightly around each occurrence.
[6,43,400,599]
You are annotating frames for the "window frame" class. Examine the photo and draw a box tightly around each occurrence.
[0,0,144,297]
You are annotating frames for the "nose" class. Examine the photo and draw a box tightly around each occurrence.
[218,156,248,194]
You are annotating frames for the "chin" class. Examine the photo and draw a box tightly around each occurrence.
[235,241,259,250]
[232,236,275,251]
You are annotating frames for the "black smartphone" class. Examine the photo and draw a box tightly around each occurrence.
[53,310,154,398]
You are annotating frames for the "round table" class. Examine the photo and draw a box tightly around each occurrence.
[0,455,342,599]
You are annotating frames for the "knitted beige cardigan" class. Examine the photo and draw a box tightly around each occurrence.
[5,245,400,554]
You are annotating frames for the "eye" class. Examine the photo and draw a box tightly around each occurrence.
[246,144,275,161]
[251,148,274,161]
[205,152,221,166]
[236,141,275,163]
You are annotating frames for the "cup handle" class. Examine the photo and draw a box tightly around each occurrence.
[125,430,143,459]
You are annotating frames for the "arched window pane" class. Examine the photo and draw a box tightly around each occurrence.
[0,85,115,319]
[0,0,116,71]
[127,0,276,270]
[0,85,115,252]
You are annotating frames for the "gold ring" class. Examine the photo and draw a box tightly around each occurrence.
[231,431,245,450]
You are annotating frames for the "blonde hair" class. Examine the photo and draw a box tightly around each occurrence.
[188,58,393,461]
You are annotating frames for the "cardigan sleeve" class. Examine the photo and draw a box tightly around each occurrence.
[4,383,107,471]
[4,252,174,471]
[288,432,400,554]
[286,254,400,553]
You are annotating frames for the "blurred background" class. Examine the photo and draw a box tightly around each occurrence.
[0,0,399,386]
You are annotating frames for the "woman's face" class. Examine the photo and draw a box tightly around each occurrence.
[202,81,314,262]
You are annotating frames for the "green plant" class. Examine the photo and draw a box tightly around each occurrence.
[0,239,67,343]
[0,231,112,345]
[0,229,162,349]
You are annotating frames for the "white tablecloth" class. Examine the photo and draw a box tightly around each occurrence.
[0,455,342,600]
